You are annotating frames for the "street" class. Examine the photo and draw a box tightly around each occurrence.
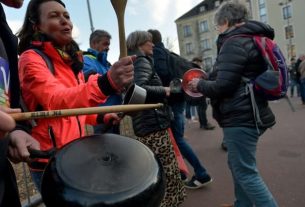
[180,96,305,207]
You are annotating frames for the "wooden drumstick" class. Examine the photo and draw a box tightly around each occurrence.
[10,103,163,121]
[111,0,128,58]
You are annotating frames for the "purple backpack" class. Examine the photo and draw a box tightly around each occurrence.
[238,35,289,100]
[248,35,288,100]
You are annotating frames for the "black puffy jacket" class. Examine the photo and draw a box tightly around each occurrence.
[129,50,171,137]
[197,20,275,129]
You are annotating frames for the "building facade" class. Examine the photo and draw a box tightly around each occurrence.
[175,0,305,69]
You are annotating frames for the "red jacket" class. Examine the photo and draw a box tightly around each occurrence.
[19,42,108,152]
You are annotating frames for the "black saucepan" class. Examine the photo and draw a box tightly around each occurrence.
[30,133,165,207]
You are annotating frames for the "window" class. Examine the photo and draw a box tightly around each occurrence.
[185,43,193,55]
[260,7,266,15]
[258,0,265,8]
[282,5,292,20]
[199,6,205,12]
[260,14,267,23]
[258,0,267,23]
[200,39,211,51]
[285,25,294,39]
[183,25,192,37]
[199,20,209,33]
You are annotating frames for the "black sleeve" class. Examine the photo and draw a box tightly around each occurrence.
[197,40,248,98]
[133,56,166,102]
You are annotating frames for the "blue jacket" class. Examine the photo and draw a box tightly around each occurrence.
[83,48,122,106]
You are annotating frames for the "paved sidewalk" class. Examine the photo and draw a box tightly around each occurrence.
[180,96,305,207]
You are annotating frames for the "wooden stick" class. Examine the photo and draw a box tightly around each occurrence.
[10,103,163,121]
[111,0,128,58]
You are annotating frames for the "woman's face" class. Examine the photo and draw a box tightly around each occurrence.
[215,20,229,34]
[36,1,73,47]
[139,40,154,56]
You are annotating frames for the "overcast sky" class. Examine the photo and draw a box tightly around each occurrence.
[4,0,203,63]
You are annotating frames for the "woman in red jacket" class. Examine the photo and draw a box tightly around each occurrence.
[17,0,134,191]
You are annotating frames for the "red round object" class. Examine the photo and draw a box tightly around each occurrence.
[182,69,207,97]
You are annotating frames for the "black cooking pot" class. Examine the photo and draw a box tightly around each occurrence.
[31,134,165,207]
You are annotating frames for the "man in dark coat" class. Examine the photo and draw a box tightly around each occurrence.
[148,29,212,189]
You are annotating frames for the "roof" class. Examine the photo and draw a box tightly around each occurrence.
[175,0,225,22]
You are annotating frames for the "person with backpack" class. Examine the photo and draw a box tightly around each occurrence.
[148,29,213,189]
[83,30,122,134]
[188,2,278,207]
[17,0,134,191]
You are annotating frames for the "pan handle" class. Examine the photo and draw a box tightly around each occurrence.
[29,148,56,159]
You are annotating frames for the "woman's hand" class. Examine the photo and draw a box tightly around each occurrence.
[103,113,123,125]
[8,130,40,163]
[187,78,200,93]
[108,56,136,92]
[0,106,20,138]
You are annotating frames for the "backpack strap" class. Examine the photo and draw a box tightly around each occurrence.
[19,49,55,128]
[32,48,55,75]
[243,81,262,134]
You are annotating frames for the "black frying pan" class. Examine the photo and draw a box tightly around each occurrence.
[30,133,165,207]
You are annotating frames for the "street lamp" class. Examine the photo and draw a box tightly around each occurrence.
[279,0,293,60]
[86,0,95,32]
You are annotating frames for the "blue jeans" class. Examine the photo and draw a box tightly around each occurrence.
[185,102,196,119]
[223,127,278,207]
[299,78,305,103]
[171,102,209,179]
[289,79,300,97]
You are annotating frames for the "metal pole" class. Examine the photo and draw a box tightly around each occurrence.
[287,13,292,60]
[86,0,95,32]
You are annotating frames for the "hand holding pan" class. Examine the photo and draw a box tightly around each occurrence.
[182,68,207,97]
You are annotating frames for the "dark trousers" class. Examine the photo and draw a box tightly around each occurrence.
[170,102,208,179]
[196,99,208,127]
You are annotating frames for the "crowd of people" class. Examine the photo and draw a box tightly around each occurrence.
[2,0,300,206]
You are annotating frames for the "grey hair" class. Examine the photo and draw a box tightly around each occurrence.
[214,1,249,27]
[89,29,111,45]
[126,30,152,52]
